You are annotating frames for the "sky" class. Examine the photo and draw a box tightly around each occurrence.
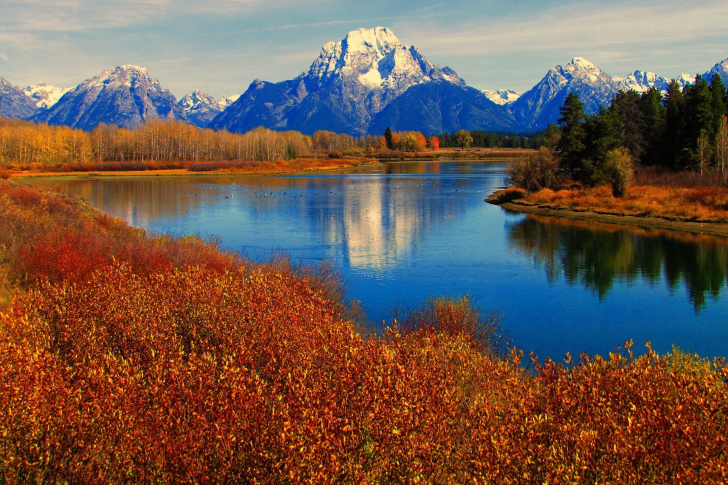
[1,0,727,99]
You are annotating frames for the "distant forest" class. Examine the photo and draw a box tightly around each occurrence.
[437,129,553,150]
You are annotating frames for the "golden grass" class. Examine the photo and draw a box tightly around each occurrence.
[522,185,728,223]
[7,157,380,178]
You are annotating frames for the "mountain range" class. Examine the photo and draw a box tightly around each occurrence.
[1,27,727,134]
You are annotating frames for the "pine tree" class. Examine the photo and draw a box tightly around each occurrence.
[384,127,393,150]
[709,73,727,145]
[612,89,645,163]
[556,92,587,179]
[664,79,686,169]
[684,75,713,170]
[639,87,666,166]
[582,106,621,185]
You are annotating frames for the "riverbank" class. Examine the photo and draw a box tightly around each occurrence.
[487,187,728,237]
[5,157,382,179]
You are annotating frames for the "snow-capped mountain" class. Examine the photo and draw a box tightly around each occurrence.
[612,71,670,94]
[178,90,229,128]
[482,89,522,106]
[218,95,239,110]
[1,78,40,119]
[33,65,182,130]
[705,59,728,86]
[675,73,696,88]
[209,27,517,135]
[23,82,72,109]
[510,57,621,131]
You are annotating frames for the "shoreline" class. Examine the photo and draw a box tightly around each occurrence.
[486,190,728,238]
[7,160,382,180]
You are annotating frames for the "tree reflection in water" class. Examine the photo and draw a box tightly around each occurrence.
[507,214,728,311]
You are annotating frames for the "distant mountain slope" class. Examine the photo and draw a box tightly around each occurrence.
[369,81,521,134]
[705,58,728,86]
[22,82,72,109]
[209,27,513,135]
[510,57,620,131]
[0,78,39,119]
[33,65,182,130]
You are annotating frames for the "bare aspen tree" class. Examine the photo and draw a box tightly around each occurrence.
[697,130,709,178]
[717,115,728,185]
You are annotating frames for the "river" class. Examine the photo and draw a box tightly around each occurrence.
[29,160,728,361]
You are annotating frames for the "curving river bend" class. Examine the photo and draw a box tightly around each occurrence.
[30,160,728,361]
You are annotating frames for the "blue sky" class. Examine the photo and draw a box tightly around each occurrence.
[1,0,727,98]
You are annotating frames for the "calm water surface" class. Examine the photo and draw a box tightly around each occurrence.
[31,160,728,361]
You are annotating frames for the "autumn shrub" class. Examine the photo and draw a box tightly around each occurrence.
[396,294,502,354]
[508,146,561,192]
[491,187,527,203]
[604,147,635,197]
[0,167,10,180]
[524,341,728,483]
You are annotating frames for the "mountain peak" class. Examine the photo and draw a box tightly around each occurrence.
[570,57,597,69]
[343,27,402,54]
[33,65,180,130]
[118,64,148,74]
[301,26,463,93]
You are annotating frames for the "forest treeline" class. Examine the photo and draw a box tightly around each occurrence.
[0,118,349,167]
[0,117,451,168]
[437,129,551,150]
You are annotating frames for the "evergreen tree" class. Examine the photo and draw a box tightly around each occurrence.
[612,90,645,163]
[384,127,393,150]
[684,75,713,169]
[664,79,687,169]
[581,106,621,185]
[556,92,587,179]
[639,87,666,166]
[709,73,728,144]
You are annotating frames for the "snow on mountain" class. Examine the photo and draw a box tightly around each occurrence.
[612,71,670,93]
[676,73,696,87]
[178,90,228,128]
[0,78,40,119]
[510,57,619,131]
[482,89,522,105]
[218,95,239,110]
[33,65,182,130]
[704,58,728,86]
[300,27,463,92]
[208,26,502,136]
[23,82,72,109]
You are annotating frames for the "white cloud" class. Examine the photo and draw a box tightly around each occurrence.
[408,2,728,57]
